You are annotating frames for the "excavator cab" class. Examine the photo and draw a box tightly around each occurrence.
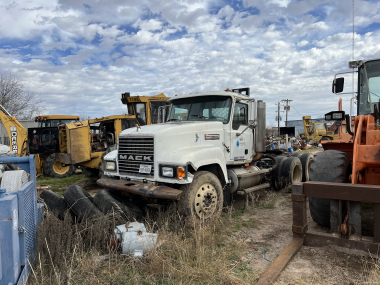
[28,127,60,154]
[35,115,79,127]
[28,115,80,155]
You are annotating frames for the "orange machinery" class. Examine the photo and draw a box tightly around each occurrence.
[257,58,380,284]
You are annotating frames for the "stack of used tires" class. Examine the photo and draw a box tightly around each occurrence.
[270,152,314,191]
[40,186,143,222]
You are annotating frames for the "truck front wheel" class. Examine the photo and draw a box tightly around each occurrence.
[178,171,223,221]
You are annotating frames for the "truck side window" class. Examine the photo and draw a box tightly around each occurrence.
[232,102,248,130]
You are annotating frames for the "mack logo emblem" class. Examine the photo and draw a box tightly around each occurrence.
[119,154,153,161]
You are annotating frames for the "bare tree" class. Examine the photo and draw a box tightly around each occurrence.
[0,72,45,119]
[78,114,91,121]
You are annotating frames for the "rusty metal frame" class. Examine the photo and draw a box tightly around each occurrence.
[97,178,182,200]
[257,181,380,284]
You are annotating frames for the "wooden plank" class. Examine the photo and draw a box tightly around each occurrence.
[304,233,380,254]
[256,238,304,285]
[303,181,380,203]
[374,204,380,243]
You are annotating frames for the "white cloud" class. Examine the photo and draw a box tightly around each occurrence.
[0,0,380,122]
[297,40,308,47]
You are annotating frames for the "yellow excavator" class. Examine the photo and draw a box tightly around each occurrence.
[298,115,339,141]
[0,104,79,177]
[55,92,170,178]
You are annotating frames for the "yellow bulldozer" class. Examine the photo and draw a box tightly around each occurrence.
[0,105,80,177]
[55,92,169,179]
[298,115,339,141]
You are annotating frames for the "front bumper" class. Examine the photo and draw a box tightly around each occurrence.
[97,178,183,200]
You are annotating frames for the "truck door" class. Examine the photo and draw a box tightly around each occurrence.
[230,102,252,161]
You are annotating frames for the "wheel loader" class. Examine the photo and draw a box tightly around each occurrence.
[0,105,79,177]
[256,58,380,284]
[55,92,169,179]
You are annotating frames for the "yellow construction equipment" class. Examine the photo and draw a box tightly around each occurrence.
[298,115,338,141]
[55,92,169,178]
[0,104,79,177]
[35,115,80,127]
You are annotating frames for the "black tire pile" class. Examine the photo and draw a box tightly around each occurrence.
[40,186,143,223]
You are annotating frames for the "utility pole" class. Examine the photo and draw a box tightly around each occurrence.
[275,102,284,137]
[281,99,293,126]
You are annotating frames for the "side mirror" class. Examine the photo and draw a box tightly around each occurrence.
[248,120,256,129]
[332,77,344,94]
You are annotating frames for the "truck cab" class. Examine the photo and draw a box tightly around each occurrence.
[98,88,272,221]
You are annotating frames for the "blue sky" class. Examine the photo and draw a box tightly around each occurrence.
[0,0,380,125]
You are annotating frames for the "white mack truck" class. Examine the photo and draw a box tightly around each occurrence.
[97,88,283,220]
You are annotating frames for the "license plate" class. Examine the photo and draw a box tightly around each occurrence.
[139,164,152,174]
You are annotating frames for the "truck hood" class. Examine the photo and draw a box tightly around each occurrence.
[118,121,225,165]
[119,121,224,138]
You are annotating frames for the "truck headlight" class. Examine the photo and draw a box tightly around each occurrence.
[332,113,343,119]
[105,161,116,171]
[162,167,174,177]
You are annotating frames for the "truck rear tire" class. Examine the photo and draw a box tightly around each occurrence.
[299,153,313,182]
[44,154,75,178]
[178,171,223,221]
[270,156,287,191]
[281,157,302,188]
[63,185,102,220]
[309,150,350,227]
[290,152,302,158]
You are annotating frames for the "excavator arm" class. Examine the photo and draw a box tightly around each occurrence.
[0,104,28,156]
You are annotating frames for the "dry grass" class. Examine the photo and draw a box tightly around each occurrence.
[30,204,258,285]
[31,194,380,285]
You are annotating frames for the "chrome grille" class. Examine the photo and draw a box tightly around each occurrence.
[118,136,154,176]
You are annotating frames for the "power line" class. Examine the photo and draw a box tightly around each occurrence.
[289,104,303,117]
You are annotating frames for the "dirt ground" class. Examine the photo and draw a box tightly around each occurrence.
[231,190,374,284]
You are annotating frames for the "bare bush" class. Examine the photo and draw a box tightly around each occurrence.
[0,72,44,119]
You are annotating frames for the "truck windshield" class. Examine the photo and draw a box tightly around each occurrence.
[167,96,232,123]
[359,59,380,115]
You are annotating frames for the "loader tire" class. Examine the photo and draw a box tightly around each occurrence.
[178,171,223,221]
[44,154,75,178]
[281,157,302,187]
[40,190,75,221]
[63,185,102,220]
[270,156,287,191]
[299,153,313,182]
[94,189,143,219]
[309,150,350,227]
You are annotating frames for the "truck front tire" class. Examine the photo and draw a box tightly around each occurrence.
[178,171,223,221]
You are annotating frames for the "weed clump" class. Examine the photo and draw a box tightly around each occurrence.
[31,203,256,284]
